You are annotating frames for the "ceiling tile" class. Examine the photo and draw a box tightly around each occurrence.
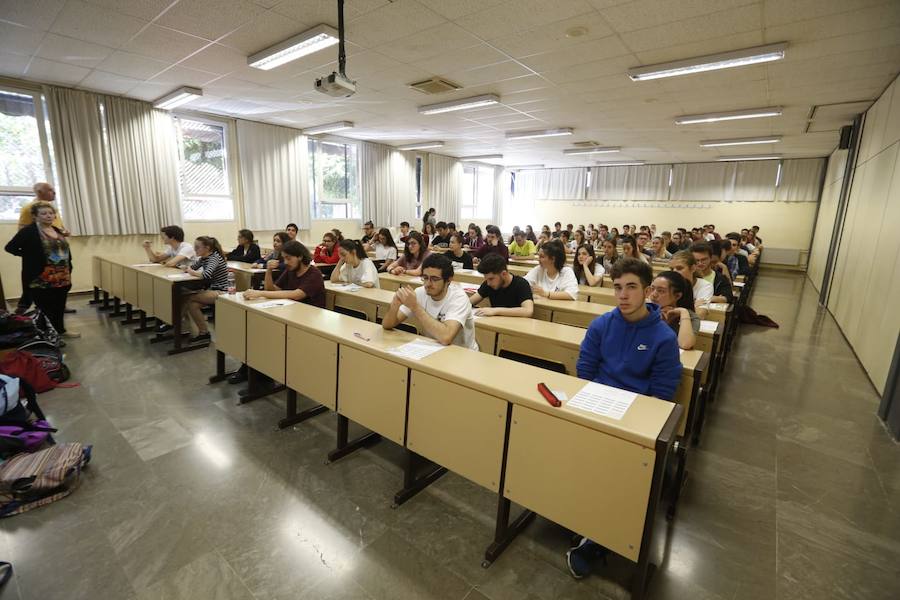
[519,35,632,73]
[35,33,115,69]
[489,12,615,58]
[50,0,148,48]
[0,51,30,78]
[178,43,249,75]
[599,0,758,34]
[415,0,505,20]
[25,56,90,85]
[622,5,762,53]
[633,31,764,64]
[270,0,390,24]
[155,0,265,42]
[763,3,900,44]
[98,50,170,79]
[444,61,534,87]
[82,0,176,22]
[126,79,183,101]
[123,25,211,63]
[453,0,596,40]
[148,64,223,87]
[218,9,308,54]
[410,43,509,77]
[0,0,65,30]
[345,0,447,48]
[539,55,636,85]
[763,0,888,27]
[0,22,44,57]
[374,22,481,63]
[78,69,144,94]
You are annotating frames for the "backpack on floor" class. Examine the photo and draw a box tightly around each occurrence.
[0,442,92,517]
[30,310,60,346]
[17,341,71,384]
[737,305,779,328]
[0,343,74,393]
[0,378,56,457]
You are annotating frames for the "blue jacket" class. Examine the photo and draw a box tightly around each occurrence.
[576,303,682,401]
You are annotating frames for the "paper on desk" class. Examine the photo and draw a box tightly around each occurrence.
[699,320,718,334]
[566,382,636,420]
[165,273,192,280]
[254,299,294,309]
[131,263,158,267]
[387,339,446,360]
[551,389,568,402]
[733,281,745,287]
[344,284,361,292]
[708,302,728,311]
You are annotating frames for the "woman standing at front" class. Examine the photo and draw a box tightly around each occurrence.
[5,201,78,338]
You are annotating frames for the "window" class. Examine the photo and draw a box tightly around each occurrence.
[415,156,423,220]
[0,88,52,221]
[309,139,359,219]
[174,117,234,221]
[460,165,494,220]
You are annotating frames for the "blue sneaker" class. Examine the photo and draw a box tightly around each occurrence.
[565,537,608,579]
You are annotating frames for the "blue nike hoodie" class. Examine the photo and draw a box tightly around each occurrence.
[576,303,682,401]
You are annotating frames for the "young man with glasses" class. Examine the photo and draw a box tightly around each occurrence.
[382,254,478,350]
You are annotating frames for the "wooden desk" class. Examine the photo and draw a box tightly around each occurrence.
[227,261,266,291]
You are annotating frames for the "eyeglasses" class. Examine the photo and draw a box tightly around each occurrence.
[421,275,445,284]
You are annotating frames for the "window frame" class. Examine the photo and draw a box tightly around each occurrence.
[172,113,236,223]
[460,164,494,220]
[308,136,361,221]
[0,85,54,222]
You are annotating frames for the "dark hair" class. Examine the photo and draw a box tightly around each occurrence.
[364,220,374,228]
[477,253,508,275]
[160,225,185,242]
[621,235,638,258]
[485,225,501,237]
[424,222,435,235]
[196,236,224,257]
[321,232,337,257]
[286,223,298,231]
[573,243,597,283]
[671,249,696,268]
[447,222,456,231]
[709,239,723,257]
[331,228,344,242]
[339,238,367,259]
[726,232,741,242]
[238,229,254,243]
[422,253,452,280]
[691,242,712,257]
[404,231,428,262]
[400,221,410,228]
[655,271,695,311]
[611,257,653,287]
[721,238,733,252]
[554,221,561,227]
[282,240,312,265]
[436,221,447,229]
[541,239,567,271]
[272,231,290,246]
[449,232,465,246]
[376,227,396,249]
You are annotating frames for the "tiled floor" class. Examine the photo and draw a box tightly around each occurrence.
[1,271,898,600]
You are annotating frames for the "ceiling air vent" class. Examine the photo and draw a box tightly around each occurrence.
[573,140,601,147]
[408,77,462,95]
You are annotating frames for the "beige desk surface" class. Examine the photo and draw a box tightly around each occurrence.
[98,256,191,282]
[227,261,266,274]
[218,294,675,449]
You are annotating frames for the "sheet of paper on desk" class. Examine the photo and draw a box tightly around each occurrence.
[254,299,294,309]
[131,263,159,267]
[165,273,192,280]
[566,382,636,420]
[387,340,446,360]
[708,302,728,310]
[344,284,361,292]
[733,281,745,287]
[699,320,718,333]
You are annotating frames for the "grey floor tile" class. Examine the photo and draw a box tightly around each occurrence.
[119,417,194,462]
[134,551,255,600]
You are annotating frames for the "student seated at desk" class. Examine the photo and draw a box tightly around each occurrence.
[567,258,682,579]
[422,222,436,246]
[472,225,509,264]
[142,225,195,267]
[181,236,229,344]
[445,233,474,270]
[285,223,298,240]
[464,224,484,250]
[691,242,733,304]
[524,240,578,300]
[361,220,376,244]
[430,221,451,248]
[313,232,340,265]
[398,221,411,244]
[648,271,700,350]
[708,239,733,285]
[382,254,478,350]
[227,229,261,263]
[244,241,325,307]
[386,231,431,276]
[621,235,649,264]
[253,232,289,279]
[468,254,533,317]
[330,239,379,288]
[365,228,398,267]
[669,250,712,319]
[649,236,672,261]
[508,230,536,257]
[573,243,604,287]
[535,231,551,252]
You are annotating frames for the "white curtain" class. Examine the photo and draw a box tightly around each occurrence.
[425,153,461,224]
[732,160,778,202]
[513,169,550,201]
[493,167,511,228]
[776,158,826,202]
[359,141,417,227]
[547,168,587,199]
[671,162,738,202]
[45,86,117,235]
[103,95,182,232]
[236,120,309,230]
[588,164,670,201]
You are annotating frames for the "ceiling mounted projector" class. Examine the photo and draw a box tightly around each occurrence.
[316,0,355,98]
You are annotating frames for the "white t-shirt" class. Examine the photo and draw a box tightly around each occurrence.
[165,241,196,263]
[693,277,714,305]
[576,263,605,286]
[524,265,579,299]
[399,284,478,350]
[373,243,397,261]
[339,258,379,288]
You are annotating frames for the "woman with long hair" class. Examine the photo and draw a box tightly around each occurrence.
[600,239,618,272]
[525,225,537,244]
[366,227,398,264]
[422,222,436,246]
[621,235,649,264]
[386,231,431,276]
[524,239,578,300]
[648,270,700,350]
[331,239,379,288]
[464,224,484,250]
[313,232,340,265]
[669,250,712,319]
[573,243,605,287]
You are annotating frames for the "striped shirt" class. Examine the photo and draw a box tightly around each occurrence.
[191,252,229,290]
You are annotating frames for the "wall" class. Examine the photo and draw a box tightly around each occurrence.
[807,149,848,292]
[821,74,900,395]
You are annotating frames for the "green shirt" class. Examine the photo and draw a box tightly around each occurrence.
[508,240,536,257]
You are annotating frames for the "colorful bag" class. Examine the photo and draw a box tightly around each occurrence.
[17,341,71,384]
[0,351,58,393]
[0,442,91,517]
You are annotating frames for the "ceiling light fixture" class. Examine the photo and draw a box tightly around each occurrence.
[398,141,444,150]
[507,164,545,169]
[460,154,503,162]
[700,136,782,147]
[248,24,339,70]
[302,121,354,135]
[506,127,574,140]
[563,146,620,155]
[418,94,501,115]
[627,42,787,81]
[717,154,783,161]
[595,160,646,166]
[153,86,202,110]
[675,106,783,125]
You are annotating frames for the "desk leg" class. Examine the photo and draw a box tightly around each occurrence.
[110,297,124,318]
[98,291,112,312]
[392,451,447,508]
[89,286,101,305]
[279,389,328,429]
[326,414,381,463]
[237,368,285,403]
[483,404,536,567]
[209,350,234,383]
[135,311,156,334]
[667,442,688,521]
[121,304,139,324]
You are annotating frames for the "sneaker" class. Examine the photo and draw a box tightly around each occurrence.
[227,365,248,385]
[61,331,81,339]
[189,332,211,344]
[565,537,606,579]
[156,324,173,334]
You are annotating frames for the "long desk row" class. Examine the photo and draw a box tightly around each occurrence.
[211,293,681,599]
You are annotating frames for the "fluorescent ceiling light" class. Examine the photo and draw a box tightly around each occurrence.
[628,42,787,81]
[302,121,354,135]
[506,127,574,140]
[700,136,782,147]
[595,160,645,166]
[675,106,783,125]
[460,154,503,162]
[717,154,782,161]
[398,141,444,150]
[248,24,339,70]
[419,94,500,115]
[507,164,544,169]
[153,86,202,110]
[563,146,620,155]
